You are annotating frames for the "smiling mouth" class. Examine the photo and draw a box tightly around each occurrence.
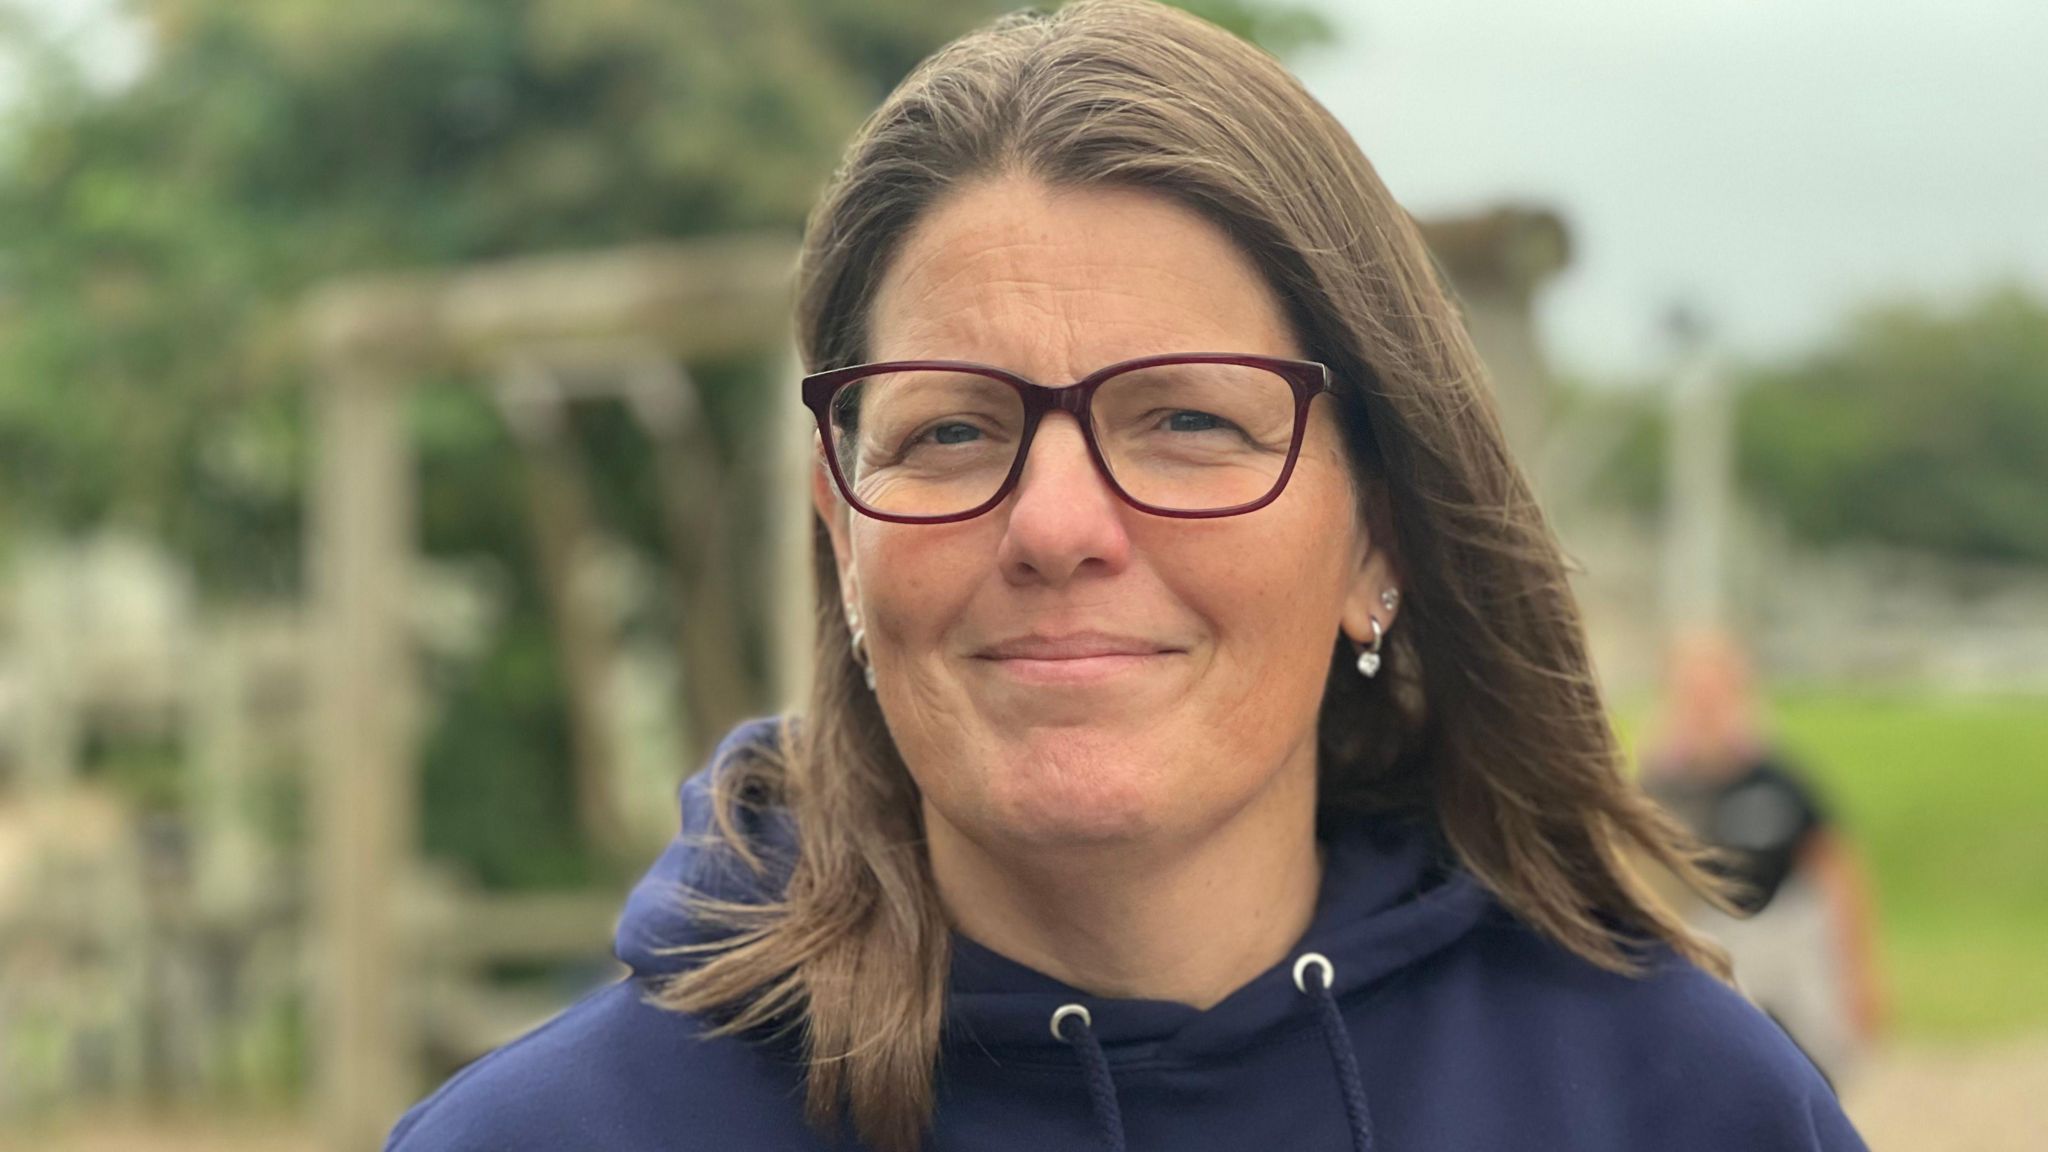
[971,633,1184,684]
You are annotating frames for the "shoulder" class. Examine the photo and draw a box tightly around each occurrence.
[383,981,672,1152]
[1456,907,1784,1052]
[1747,756,1832,822]
[383,979,816,1152]
[1450,909,1867,1148]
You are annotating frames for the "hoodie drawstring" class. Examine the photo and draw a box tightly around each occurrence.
[1051,951,1377,1152]
[1294,952,1377,1152]
[1052,1004,1127,1152]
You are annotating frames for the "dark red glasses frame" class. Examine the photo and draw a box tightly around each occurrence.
[801,352,1335,524]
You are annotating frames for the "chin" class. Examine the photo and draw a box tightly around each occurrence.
[997,796,1165,849]
[972,733,1181,847]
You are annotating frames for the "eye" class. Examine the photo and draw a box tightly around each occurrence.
[929,422,982,445]
[1164,410,1229,433]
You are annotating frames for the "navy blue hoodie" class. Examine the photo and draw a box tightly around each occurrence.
[386,718,1868,1151]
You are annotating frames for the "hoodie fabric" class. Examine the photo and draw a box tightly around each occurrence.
[387,718,1869,1151]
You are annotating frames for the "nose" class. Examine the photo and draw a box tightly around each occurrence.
[995,412,1132,587]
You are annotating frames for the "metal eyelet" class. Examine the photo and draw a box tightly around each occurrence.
[1292,952,1335,995]
[1051,1003,1092,1041]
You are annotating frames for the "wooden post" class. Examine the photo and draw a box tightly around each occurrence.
[1662,334,1733,631]
[771,344,816,712]
[308,351,418,1152]
[635,358,755,763]
[13,552,83,800]
[495,360,628,853]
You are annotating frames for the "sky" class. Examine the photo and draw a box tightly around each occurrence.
[0,0,143,103]
[4,0,2044,381]
[1292,0,2048,378]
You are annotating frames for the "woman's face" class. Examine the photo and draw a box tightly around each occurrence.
[815,175,1396,853]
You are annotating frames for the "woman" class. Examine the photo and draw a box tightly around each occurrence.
[388,2,1868,1149]
[1640,627,1887,1088]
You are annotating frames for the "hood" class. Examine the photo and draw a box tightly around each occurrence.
[615,719,802,977]
[614,717,1499,1151]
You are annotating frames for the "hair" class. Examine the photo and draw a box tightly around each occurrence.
[651,3,1739,1149]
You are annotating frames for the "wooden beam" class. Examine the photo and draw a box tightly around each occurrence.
[307,354,417,1152]
[302,236,797,375]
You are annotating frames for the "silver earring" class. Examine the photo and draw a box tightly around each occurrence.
[1355,616,1385,678]
[1381,587,1400,613]
[848,618,876,691]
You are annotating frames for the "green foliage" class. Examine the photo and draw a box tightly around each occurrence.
[1177,0,1335,56]
[1577,286,2048,566]
[1738,285,2048,565]
[0,0,1331,888]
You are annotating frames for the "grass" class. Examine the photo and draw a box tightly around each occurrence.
[1617,691,2048,1040]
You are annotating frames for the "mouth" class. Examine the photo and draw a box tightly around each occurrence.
[971,632,1185,684]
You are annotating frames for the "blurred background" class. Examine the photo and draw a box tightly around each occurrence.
[0,1,2040,1149]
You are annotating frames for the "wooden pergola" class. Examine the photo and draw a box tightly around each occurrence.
[298,235,810,1152]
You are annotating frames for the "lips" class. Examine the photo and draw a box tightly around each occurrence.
[974,631,1182,660]
[967,632,1187,688]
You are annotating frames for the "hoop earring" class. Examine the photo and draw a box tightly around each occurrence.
[1355,616,1385,678]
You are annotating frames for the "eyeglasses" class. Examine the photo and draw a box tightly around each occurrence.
[802,352,1335,524]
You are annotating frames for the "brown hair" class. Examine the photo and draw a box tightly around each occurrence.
[653,3,1737,1149]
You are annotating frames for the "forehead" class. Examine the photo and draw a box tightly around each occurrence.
[867,176,1299,372]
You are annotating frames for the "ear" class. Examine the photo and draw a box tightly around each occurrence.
[810,435,860,615]
[1339,483,1400,646]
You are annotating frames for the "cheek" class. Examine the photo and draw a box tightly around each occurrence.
[852,522,983,647]
[1174,465,1357,681]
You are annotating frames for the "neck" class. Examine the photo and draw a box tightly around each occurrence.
[923,755,1324,1010]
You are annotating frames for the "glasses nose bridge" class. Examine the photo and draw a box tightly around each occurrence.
[1036,376,1093,420]
[1013,377,1120,500]
[1017,376,1101,451]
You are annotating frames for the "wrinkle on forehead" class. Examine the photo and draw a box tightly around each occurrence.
[868,176,1299,377]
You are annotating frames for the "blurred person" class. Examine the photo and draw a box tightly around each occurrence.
[1640,627,1887,1087]
[385,3,1866,1149]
